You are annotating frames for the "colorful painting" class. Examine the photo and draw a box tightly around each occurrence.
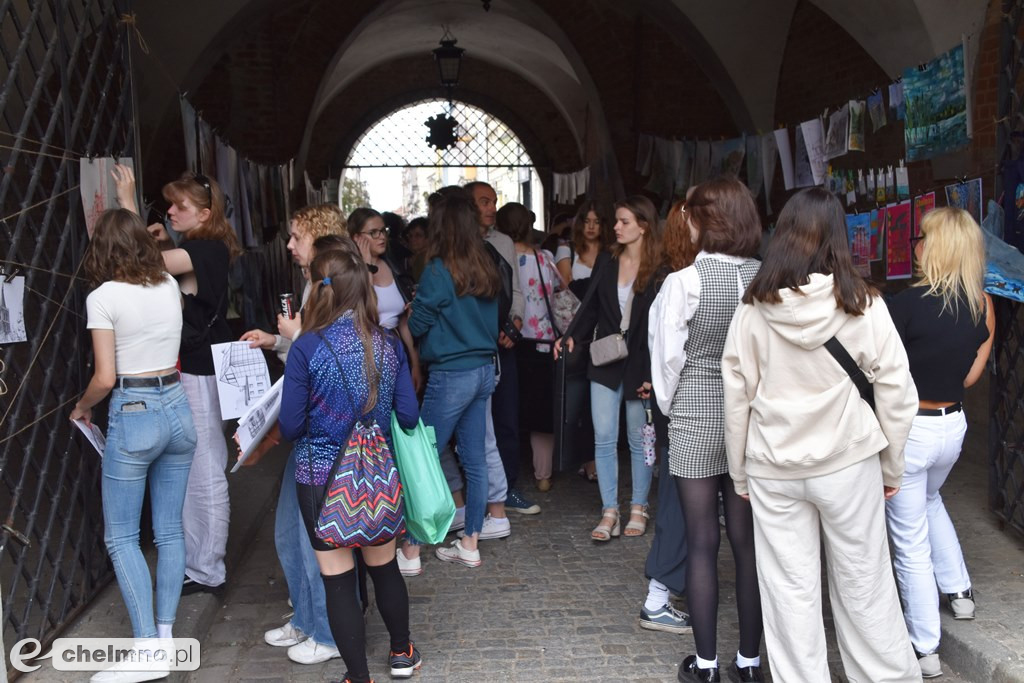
[869,208,884,261]
[886,201,913,280]
[913,192,936,237]
[846,213,872,277]
[848,100,866,152]
[903,44,968,161]
[944,178,983,224]
[824,105,849,160]
[867,90,887,132]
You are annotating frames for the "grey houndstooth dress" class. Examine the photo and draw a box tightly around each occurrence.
[668,257,760,478]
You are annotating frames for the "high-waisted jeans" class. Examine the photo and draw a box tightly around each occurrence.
[102,382,196,638]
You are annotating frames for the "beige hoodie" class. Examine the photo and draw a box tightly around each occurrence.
[721,273,918,495]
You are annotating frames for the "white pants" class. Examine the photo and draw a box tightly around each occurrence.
[885,411,971,654]
[180,373,229,586]
[749,456,920,683]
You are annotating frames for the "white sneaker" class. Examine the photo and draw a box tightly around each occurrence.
[458,514,510,540]
[434,539,482,568]
[448,507,466,533]
[287,638,340,664]
[396,547,422,577]
[917,652,942,678]
[90,640,169,683]
[264,621,307,647]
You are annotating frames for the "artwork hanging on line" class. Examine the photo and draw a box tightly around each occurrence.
[913,192,936,237]
[848,100,866,152]
[886,201,914,280]
[693,141,712,185]
[903,43,969,161]
[719,138,746,177]
[80,157,136,238]
[746,135,763,198]
[0,275,27,344]
[761,132,779,215]
[845,213,872,277]
[889,81,906,121]
[867,90,887,132]
[823,104,850,160]
[798,119,825,186]
[774,128,795,190]
[944,178,983,224]
[869,208,884,261]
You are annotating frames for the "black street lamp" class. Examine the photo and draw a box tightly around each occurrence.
[433,35,464,103]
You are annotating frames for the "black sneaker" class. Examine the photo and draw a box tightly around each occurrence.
[389,643,422,679]
[505,489,541,514]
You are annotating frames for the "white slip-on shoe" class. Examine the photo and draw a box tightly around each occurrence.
[287,638,340,664]
[434,539,482,568]
[264,621,307,647]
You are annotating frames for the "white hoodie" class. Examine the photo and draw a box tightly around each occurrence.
[721,273,918,495]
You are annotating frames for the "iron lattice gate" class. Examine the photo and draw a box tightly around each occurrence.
[991,0,1024,538]
[0,0,135,654]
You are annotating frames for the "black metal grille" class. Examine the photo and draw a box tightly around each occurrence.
[345,99,534,168]
[991,0,1024,539]
[0,0,135,655]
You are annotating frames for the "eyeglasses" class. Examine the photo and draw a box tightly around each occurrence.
[193,173,212,203]
[363,227,389,239]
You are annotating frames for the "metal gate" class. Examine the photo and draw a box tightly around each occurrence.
[991,0,1024,539]
[0,0,135,654]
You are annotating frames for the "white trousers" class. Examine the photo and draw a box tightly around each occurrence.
[885,411,971,654]
[749,456,920,683]
[180,373,229,586]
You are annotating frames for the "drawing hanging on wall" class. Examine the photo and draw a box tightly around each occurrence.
[824,104,850,160]
[886,201,914,280]
[80,157,136,238]
[867,90,887,132]
[913,192,937,236]
[0,276,27,344]
[903,44,969,161]
[846,213,872,277]
[945,178,983,224]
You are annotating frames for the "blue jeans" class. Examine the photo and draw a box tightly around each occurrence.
[590,381,653,510]
[102,383,196,638]
[276,453,335,646]
[420,364,495,538]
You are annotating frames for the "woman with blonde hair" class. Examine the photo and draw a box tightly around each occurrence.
[71,209,195,680]
[886,207,995,678]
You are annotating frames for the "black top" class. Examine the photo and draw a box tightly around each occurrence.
[565,251,667,392]
[888,286,989,403]
[179,239,233,376]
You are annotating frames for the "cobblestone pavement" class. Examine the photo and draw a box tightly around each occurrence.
[188,466,971,683]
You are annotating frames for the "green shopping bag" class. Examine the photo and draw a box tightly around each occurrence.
[390,413,456,544]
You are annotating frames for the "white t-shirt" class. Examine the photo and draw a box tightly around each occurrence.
[375,281,405,330]
[555,243,595,280]
[86,274,183,374]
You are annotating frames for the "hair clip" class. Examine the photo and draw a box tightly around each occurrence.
[321,276,332,286]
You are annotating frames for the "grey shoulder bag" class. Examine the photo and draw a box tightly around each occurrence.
[590,286,633,367]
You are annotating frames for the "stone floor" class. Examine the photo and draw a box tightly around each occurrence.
[187,468,971,683]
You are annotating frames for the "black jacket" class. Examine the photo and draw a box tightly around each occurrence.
[565,252,667,392]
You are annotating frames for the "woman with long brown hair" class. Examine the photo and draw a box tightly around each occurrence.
[722,187,919,681]
[280,248,421,683]
[555,199,612,286]
[71,209,196,674]
[555,195,668,541]
[397,190,501,572]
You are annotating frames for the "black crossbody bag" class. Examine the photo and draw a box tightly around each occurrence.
[823,337,876,410]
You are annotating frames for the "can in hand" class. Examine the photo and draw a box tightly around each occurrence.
[279,293,296,319]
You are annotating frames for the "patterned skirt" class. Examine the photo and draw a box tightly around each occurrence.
[667,373,728,479]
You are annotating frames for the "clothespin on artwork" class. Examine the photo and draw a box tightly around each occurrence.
[4,267,20,283]
[917,62,927,72]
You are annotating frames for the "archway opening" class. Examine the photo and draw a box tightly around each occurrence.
[341,98,544,224]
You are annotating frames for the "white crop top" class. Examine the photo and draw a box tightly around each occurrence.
[86,274,183,374]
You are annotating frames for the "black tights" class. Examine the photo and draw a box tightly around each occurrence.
[675,474,763,662]
[322,557,411,683]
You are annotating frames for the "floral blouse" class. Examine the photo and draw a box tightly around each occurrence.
[517,248,561,341]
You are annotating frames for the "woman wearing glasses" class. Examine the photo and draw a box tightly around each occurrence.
[349,208,422,393]
[885,208,995,678]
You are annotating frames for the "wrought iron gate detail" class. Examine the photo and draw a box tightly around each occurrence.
[0,0,135,654]
[991,0,1024,539]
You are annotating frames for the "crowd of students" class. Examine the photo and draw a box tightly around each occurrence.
[72,167,992,682]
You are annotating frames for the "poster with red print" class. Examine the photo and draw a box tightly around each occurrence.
[913,192,936,237]
[885,201,913,280]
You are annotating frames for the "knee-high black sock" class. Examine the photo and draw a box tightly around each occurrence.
[321,570,369,682]
[366,558,411,653]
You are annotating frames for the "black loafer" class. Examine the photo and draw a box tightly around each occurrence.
[731,660,764,682]
[181,577,225,597]
[678,655,721,683]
